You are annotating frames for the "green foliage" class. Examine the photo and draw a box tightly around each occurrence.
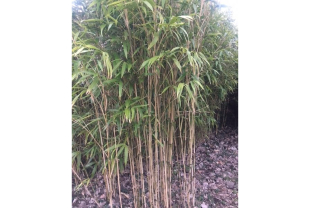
[72,0,237,207]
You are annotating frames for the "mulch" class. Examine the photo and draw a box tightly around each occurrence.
[72,127,238,208]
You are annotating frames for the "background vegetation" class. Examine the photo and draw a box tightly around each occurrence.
[72,0,237,207]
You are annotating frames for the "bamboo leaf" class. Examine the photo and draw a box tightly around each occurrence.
[161,0,166,7]
[170,47,180,53]
[87,77,99,93]
[108,23,113,31]
[185,84,194,99]
[121,62,127,77]
[85,161,95,168]
[173,58,182,72]
[141,6,147,17]
[124,145,128,166]
[73,60,80,74]
[177,83,185,100]
[72,94,81,107]
[112,59,123,73]
[91,165,97,178]
[178,15,193,21]
[102,52,113,78]
[180,27,189,40]
[103,78,119,86]
[73,32,80,42]
[148,56,159,67]
[161,86,170,95]
[125,99,131,108]
[118,81,123,99]
[117,146,125,157]
[73,47,85,56]
[123,43,128,59]
[169,16,179,25]
[100,24,106,36]
[194,79,204,90]
[82,19,104,23]
[97,61,103,71]
[155,139,164,147]
[125,108,131,120]
[139,60,149,70]
[143,1,153,11]
[127,63,132,72]
[131,108,135,121]
[87,0,97,8]
[105,143,123,153]
[148,32,159,50]
[84,45,100,51]
[108,0,125,7]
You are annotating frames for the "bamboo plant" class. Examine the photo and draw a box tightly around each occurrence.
[72,0,238,207]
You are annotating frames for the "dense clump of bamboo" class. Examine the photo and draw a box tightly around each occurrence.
[72,0,238,207]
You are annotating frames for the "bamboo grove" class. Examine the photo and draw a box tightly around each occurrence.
[72,0,238,207]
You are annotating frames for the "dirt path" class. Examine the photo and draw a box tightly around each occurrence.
[72,127,238,208]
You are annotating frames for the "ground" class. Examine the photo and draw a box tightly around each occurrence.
[72,127,238,208]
